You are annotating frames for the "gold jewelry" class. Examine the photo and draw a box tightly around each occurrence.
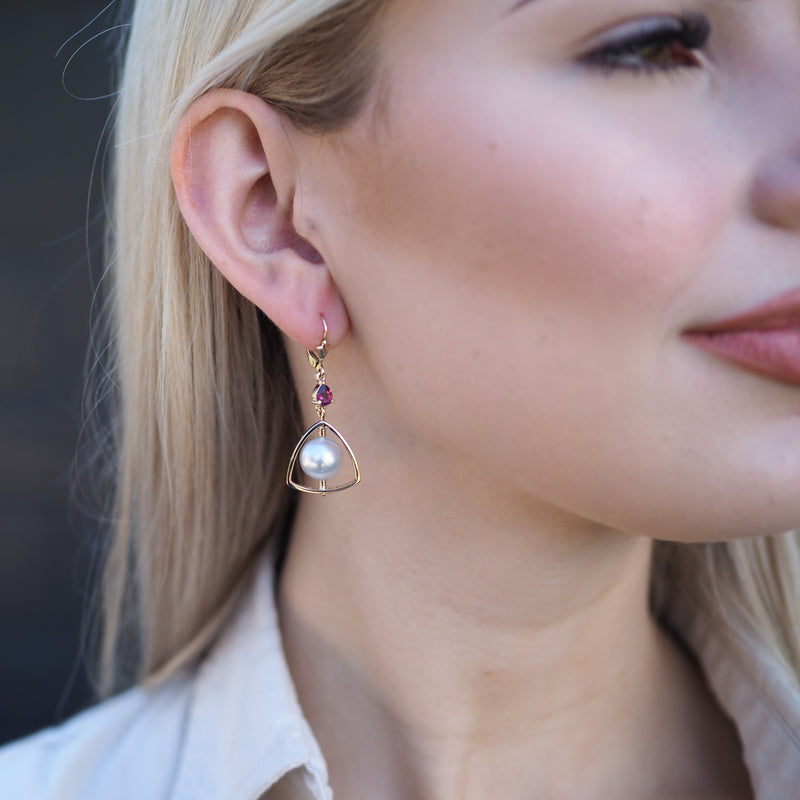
[286,318,361,496]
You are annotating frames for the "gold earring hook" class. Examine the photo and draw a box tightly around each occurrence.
[308,316,329,368]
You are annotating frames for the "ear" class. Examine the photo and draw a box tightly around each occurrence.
[171,88,349,350]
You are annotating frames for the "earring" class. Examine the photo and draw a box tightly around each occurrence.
[286,318,361,496]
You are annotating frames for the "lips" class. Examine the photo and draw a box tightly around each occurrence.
[684,288,800,386]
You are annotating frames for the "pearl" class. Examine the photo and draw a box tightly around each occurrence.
[299,436,343,480]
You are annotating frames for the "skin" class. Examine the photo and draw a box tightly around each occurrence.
[172,0,800,796]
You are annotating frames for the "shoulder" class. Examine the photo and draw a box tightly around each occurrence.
[0,676,193,800]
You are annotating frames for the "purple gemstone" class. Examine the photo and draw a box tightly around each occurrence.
[315,384,333,407]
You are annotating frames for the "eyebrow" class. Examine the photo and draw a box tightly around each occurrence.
[505,0,541,15]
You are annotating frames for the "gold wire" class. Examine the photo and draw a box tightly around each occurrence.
[286,316,361,495]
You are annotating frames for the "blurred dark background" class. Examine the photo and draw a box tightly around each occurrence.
[1,1,118,744]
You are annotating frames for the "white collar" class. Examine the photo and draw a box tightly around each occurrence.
[170,553,331,800]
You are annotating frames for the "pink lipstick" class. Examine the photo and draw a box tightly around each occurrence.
[684,289,800,386]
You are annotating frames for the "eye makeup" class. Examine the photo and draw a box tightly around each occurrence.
[581,13,711,75]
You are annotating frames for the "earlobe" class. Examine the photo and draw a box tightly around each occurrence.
[170,88,349,349]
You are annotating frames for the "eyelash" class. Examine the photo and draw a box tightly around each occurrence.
[582,13,712,76]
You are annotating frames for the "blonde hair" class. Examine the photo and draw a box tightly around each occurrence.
[96,0,800,695]
[99,0,385,695]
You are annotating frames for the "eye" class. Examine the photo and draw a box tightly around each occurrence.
[582,13,711,76]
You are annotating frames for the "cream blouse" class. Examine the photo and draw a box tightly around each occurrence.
[2,552,799,799]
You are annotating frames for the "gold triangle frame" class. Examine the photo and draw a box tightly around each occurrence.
[286,420,361,495]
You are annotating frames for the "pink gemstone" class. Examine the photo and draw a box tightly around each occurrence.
[315,384,333,406]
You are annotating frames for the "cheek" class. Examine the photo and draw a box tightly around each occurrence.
[435,92,724,329]
[344,70,732,381]
[324,66,766,538]
[309,27,800,540]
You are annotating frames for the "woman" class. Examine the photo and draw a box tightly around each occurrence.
[2,0,800,796]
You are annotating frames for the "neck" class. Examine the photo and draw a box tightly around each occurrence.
[278,473,748,800]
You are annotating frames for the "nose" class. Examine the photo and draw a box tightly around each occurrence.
[750,153,800,231]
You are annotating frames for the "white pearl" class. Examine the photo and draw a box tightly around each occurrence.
[299,436,343,480]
